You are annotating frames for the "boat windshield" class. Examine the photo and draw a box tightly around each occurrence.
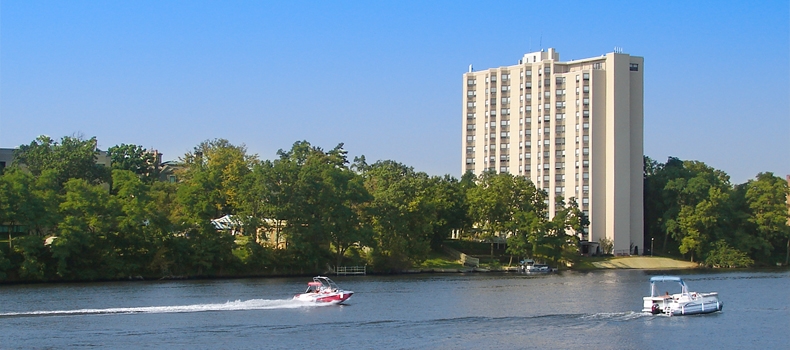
[649,276,688,297]
[314,277,340,291]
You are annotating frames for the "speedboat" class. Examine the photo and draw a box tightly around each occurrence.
[293,276,353,304]
[642,276,722,316]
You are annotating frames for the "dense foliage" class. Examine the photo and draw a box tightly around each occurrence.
[0,136,786,282]
[644,156,789,267]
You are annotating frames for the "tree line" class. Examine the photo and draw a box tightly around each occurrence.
[644,156,789,267]
[0,135,588,282]
[0,136,787,282]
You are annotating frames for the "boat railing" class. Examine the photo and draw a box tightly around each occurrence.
[336,265,366,276]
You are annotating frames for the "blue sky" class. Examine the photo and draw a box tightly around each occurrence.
[1,1,788,184]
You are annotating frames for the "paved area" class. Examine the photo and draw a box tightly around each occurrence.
[591,256,698,269]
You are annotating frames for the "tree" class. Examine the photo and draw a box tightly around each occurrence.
[745,172,790,264]
[0,168,60,237]
[178,139,257,219]
[357,159,436,271]
[424,175,467,250]
[704,240,753,268]
[664,161,732,262]
[467,171,539,240]
[50,178,119,280]
[107,144,159,183]
[13,135,110,187]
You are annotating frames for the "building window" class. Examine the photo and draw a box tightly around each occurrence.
[629,63,639,71]
[467,79,476,85]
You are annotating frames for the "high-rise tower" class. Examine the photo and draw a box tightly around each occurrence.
[462,48,644,254]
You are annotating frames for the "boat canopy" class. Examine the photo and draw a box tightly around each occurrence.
[649,276,688,297]
[307,282,322,286]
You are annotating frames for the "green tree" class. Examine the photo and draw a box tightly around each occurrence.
[358,159,436,271]
[664,161,732,262]
[14,135,110,187]
[179,139,256,218]
[266,141,372,269]
[704,240,754,268]
[13,235,51,280]
[107,144,159,183]
[0,169,60,238]
[745,172,790,264]
[0,248,10,280]
[50,178,119,280]
[425,175,467,250]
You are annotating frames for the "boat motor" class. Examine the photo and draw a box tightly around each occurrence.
[651,303,661,314]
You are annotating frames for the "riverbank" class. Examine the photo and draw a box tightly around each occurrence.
[413,255,700,273]
[586,256,699,269]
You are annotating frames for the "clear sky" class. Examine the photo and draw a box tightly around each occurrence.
[1,1,788,184]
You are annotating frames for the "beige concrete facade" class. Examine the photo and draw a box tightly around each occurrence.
[462,48,644,255]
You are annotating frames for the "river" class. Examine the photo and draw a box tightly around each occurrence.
[1,269,788,349]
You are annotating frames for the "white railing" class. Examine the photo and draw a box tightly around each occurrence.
[336,265,366,275]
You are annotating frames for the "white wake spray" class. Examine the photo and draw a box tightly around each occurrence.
[0,298,331,317]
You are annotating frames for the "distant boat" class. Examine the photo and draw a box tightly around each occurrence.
[642,276,722,316]
[293,276,353,304]
[519,259,556,273]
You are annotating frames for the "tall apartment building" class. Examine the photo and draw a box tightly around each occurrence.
[462,48,644,255]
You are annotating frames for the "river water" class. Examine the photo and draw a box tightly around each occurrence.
[1,269,788,349]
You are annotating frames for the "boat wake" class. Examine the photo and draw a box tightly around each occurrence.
[0,298,331,318]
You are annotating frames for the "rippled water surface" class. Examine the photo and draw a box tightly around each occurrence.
[1,270,788,349]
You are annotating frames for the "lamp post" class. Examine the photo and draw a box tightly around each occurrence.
[651,238,654,257]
